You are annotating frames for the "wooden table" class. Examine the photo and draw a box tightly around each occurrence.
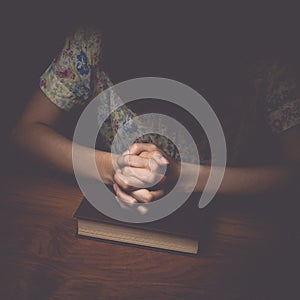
[0,164,299,299]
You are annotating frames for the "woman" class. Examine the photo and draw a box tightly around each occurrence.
[11,26,300,204]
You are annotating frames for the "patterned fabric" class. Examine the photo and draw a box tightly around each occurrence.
[250,59,300,133]
[40,27,183,161]
[40,28,300,161]
[40,27,106,110]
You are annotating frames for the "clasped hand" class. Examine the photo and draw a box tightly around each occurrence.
[112,143,179,204]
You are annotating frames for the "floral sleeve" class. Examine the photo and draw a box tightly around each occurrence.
[40,27,104,111]
[252,59,300,133]
[39,27,189,161]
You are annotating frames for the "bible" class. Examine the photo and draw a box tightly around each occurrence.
[74,194,207,254]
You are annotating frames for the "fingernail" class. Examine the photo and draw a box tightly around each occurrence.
[122,150,129,156]
[160,156,169,164]
[113,183,117,191]
[153,155,169,165]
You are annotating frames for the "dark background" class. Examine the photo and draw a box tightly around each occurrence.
[1,3,300,298]
[2,1,300,171]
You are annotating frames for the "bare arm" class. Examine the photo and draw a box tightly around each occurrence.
[11,89,115,184]
[115,124,300,198]
[190,163,293,195]
[201,124,300,195]
[174,124,300,195]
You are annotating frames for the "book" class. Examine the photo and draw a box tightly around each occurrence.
[74,193,208,254]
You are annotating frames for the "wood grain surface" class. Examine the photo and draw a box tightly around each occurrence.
[0,162,299,300]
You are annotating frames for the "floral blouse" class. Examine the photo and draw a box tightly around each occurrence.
[39,27,192,161]
[40,28,300,160]
[250,59,300,133]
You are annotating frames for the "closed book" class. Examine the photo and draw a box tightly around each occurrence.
[74,194,207,254]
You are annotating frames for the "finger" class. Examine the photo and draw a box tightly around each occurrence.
[118,154,167,172]
[152,154,169,165]
[148,157,164,173]
[117,154,149,169]
[139,151,153,158]
[113,183,138,204]
[140,151,169,165]
[122,150,129,156]
[130,189,165,203]
[129,143,158,155]
[121,166,166,185]
[114,170,146,190]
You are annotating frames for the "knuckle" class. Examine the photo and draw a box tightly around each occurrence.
[130,143,139,152]
[144,193,154,202]
[123,155,129,165]
[153,150,161,156]
[117,156,125,167]
[128,156,136,167]
[113,173,119,182]
[121,185,128,191]
[122,181,130,190]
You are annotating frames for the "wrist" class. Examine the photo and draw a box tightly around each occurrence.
[95,151,115,184]
[164,160,181,191]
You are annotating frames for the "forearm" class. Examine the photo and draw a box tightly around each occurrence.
[11,122,115,184]
[180,163,293,196]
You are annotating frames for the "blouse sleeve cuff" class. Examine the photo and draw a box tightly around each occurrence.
[40,69,79,112]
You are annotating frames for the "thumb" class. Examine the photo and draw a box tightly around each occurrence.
[152,154,169,165]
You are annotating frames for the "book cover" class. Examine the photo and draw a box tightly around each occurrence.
[74,193,209,254]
